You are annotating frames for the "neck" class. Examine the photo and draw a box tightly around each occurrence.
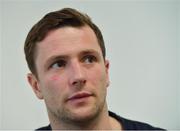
[48,103,116,130]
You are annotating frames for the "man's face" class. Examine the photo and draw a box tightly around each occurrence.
[28,26,109,123]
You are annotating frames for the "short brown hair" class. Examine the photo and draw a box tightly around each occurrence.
[24,8,106,77]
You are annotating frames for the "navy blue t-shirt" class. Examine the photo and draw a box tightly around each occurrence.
[36,111,164,130]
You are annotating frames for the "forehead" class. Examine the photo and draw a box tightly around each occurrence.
[35,26,102,63]
[40,26,97,46]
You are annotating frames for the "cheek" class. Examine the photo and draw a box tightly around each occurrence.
[87,66,108,102]
[42,74,67,106]
[50,75,61,81]
[47,74,67,89]
[87,66,107,86]
[42,74,67,96]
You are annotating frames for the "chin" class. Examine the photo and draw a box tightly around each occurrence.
[53,98,106,124]
[62,104,101,124]
[73,107,97,119]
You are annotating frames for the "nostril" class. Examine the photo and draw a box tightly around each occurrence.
[82,80,86,84]
[72,79,86,89]
[72,81,78,85]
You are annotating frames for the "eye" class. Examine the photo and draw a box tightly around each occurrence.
[50,60,66,69]
[83,55,97,64]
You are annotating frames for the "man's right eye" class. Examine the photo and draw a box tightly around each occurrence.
[50,60,66,69]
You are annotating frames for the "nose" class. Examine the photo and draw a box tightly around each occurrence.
[69,60,86,89]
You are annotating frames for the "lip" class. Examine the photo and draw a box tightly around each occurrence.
[67,91,93,101]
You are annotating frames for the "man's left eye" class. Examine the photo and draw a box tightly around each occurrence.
[83,55,97,64]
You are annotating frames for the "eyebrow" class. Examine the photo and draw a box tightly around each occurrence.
[44,49,101,69]
[79,49,100,57]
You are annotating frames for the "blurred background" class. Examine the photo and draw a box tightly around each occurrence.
[0,0,180,129]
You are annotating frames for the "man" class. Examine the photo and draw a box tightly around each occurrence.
[24,8,163,130]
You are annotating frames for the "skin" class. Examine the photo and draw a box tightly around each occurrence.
[27,26,121,130]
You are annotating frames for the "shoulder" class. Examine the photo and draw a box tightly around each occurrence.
[109,111,165,130]
[35,124,51,130]
[35,112,165,130]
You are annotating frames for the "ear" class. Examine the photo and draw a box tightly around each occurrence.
[105,60,110,87]
[27,73,43,99]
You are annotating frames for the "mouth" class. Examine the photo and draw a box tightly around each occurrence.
[67,91,93,102]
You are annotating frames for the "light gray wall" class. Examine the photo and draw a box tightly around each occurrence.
[1,0,179,130]
[0,1,2,129]
[178,0,180,127]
